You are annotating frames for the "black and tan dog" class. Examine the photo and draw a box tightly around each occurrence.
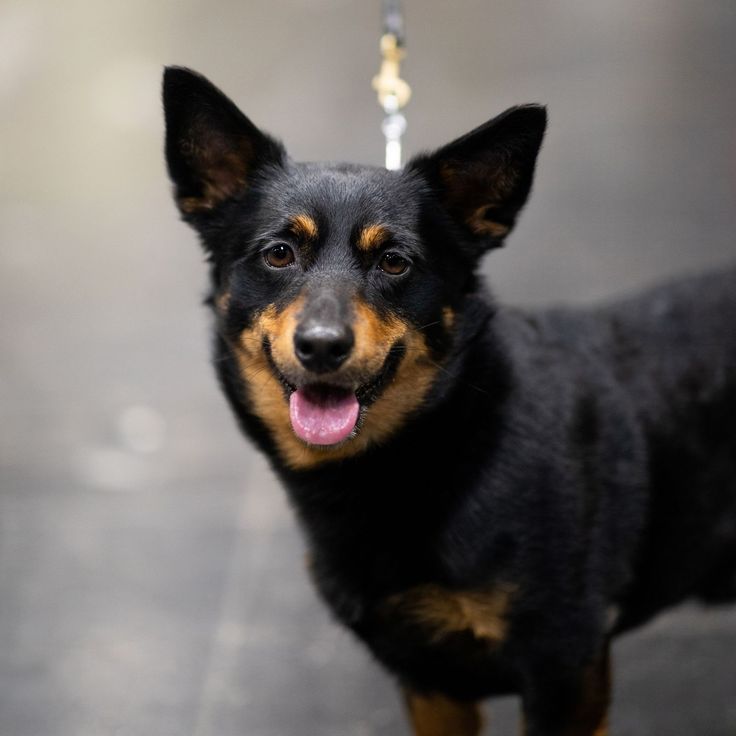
[163,67,736,735]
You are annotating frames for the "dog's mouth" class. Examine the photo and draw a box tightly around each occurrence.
[289,385,360,445]
[263,339,405,447]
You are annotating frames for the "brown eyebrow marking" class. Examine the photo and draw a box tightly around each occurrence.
[356,224,390,252]
[289,214,319,241]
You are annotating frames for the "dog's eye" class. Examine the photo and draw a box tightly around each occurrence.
[378,252,410,276]
[264,244,295,268]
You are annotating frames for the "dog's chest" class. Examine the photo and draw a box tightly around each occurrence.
[376,583,514,647]
[310,549,514,649]
[354,581,520,696]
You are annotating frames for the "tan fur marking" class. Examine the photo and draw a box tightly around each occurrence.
[179,196,208,214]
[261,300,305,374]
[405,690,483,736]
[384,584,514,645]
[346,300,440,449]
[442,306,455,331]
[357,224,389,251]
[232,299,304,465]
[348,300,406,375]
[216,290,231,314]
[290,214,319,242]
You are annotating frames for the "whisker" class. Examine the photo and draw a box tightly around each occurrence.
[422,355,491,398]
[413,319,442,332]
[256,367,276,388]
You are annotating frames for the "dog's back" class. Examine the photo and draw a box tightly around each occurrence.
[602,266,736,623]
[481,266,736,633]
[506,266,736,627]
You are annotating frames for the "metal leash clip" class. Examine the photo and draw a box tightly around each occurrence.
[372,1,411,170]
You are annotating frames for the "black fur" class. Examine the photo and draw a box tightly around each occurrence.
[163,66,736,734]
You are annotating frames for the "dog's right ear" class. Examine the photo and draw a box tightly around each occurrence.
[162,67,285,217]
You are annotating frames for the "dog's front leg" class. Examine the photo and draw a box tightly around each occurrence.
[403,689,484,736]
[520,645,611,736]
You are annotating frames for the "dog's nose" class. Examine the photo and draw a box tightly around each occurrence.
[294,321,354,374]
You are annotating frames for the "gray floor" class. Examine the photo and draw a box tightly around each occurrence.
[2,1,736,734]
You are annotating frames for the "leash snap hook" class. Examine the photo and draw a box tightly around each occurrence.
[372,10,411,171]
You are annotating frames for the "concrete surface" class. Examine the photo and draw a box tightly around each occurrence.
[1,1,735,734]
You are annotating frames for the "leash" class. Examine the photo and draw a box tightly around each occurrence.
[372,0,411,170]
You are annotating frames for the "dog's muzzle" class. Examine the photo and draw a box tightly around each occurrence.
[288,285,360,446]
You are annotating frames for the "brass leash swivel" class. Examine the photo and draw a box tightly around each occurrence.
[372,1,411,170]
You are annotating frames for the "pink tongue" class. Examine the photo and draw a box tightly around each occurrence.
[289,388,360,445]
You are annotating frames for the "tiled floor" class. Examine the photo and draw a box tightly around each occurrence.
[2,1,735,733]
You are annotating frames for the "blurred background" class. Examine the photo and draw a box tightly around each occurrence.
[1,1,735,734]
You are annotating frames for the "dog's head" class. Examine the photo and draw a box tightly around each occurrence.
[163,67,546,470]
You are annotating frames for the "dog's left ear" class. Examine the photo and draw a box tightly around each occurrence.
[409,105,546,251]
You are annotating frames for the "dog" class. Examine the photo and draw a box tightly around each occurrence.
[162,66,736,735]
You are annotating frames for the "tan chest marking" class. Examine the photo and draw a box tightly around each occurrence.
[384,583,515,645]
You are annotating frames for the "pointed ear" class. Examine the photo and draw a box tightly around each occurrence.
[409,105,546,251]
[162,66,285,216]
